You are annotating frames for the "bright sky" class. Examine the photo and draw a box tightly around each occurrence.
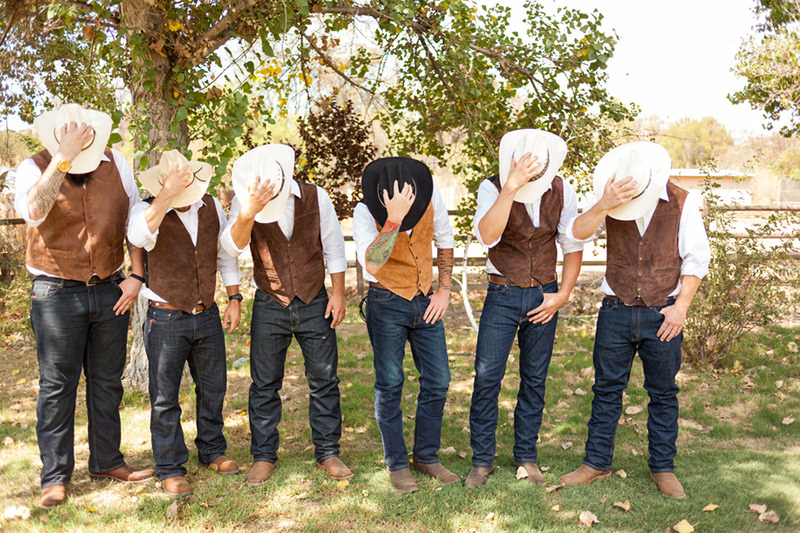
[530,0,767,137]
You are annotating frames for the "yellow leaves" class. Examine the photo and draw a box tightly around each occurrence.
[731,360,744,374]
[84,506,99,513]
[672,519,695,533]
[336,479,349,490]
[545,483,564,493]
[550,505,560,511]
[615,469,627,478]
[612,500,631,513]
[16,378,26,386]
[702,503,719,512]
[134,486,146,495]
[167,20,183,32]
[11,369,19,376]
[749,503,780,523]
[173,90,180,98]
[578,510,599,527]
[237,409,247,416]
[749,503,768,514]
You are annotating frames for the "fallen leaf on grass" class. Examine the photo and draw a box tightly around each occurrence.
[574,388,587,396]
[673,519,694,533]
[561,441,573,450]
[749,503,768,514]
[3,436,14,446]
[458,451,467,459]
[615,469,627,478]
[1,505,31,520]
[787,341,798,353]
[440,446,456,455]
[759,510,780,523]
[775,380,784,389]
[166,501,178,520]
[578,510,599,527]
[336,480,349,490]
[485,512,496,521]
[702,503,719,512]
[85,506,98,513]
[434,487,442,492]
[540,466,550,472]
[545,483,565,493]
[515,466,528,480]
[613,500,631,512]
[11,369,19,376]
[295,492,309,500]
[599,498,606,503]
[134,486,145,495]
[15,378,26,386]
[237,409,247,416]
[625,406,643,415]
[550,505,560,511]
[782,417,795,425]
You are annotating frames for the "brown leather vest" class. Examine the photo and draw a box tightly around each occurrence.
[250,182,325,307]
[487,175,563,285]
[605,182,688,306]
[375,202,434,301]
[26,148,128,281]
[146,195,220,313]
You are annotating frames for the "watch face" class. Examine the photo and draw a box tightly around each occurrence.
[57,160,72,173]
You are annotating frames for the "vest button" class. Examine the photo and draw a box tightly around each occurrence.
[290,259,294,263]
[639,242,643,246]
[638,273,642,277]
[639,256,642,261]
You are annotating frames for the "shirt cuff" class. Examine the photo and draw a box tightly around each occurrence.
[560,241,584,255]
[220,270,242,287]
[325,258,348,274]
[680,266,708,280]
[220,226,248,256]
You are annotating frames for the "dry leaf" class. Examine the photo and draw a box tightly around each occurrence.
[759,510,780,523]
[440,446,456,455]
[613,500,631,513]
[237,409,247,416]
[545,483,565,493]
[134,486,145,494]
[15,378,26,386]
[782,417,795,425]
[85,506,98,513]
[295,492,309,500]
[434,486,442,492]
[515,466,528,480]
[1,504,31,520]
[673,519,695,533]
[703,503,719,512]
[599,498,606,503]
[3,436,14,446]
[11,369,19,376]
[625,406,643,415]
[787,341,798,353]
[561,441,573,450]
[540,466,550,472]
[336,479,349,490]
[749,503,768,514]
[458,451,467,459]
[166,500,178,520]
[485,512,496,521]
[615,469,627,478]
[551,505,561,511]
[578,510,599,527]
[775,380,784,389]
[574,388,587,396]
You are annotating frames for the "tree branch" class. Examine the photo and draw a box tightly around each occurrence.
[189,0,261,64]
[297,26,374,95]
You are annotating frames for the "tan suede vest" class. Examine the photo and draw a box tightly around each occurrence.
[146,195,219,313]
[375,203,434,301]
[605,182,688,306]
[487,175,563,284]
[26,148,127,281]
[250,183,325,307]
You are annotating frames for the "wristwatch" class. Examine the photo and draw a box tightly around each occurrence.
[56,158,72,173]
[228,293,243,302]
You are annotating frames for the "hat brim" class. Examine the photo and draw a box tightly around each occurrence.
[138,161,213,208]
[34,105,112,174]
[361,157,434,232]
[593,142,671,221]
[499,129,568,203]
[231,144,294,224]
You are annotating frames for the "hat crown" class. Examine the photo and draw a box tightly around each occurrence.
[615,149,650,198]
[513,133,549,163]
[158,150,190,175]
[54,103,89,126]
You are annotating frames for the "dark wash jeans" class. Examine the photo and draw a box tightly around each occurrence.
[249,288,342,463]
[30,278,129,488]
[469,280,558,467]
[144,303,227,481]
[365,286,450,471]
[583,297,683,473]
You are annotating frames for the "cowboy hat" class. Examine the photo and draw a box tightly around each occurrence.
[231,144,294,224]
[138,150,213,208]
[593,141,671,221]
[499,129,568,203]
[33,103,113,174]
[361,157,434,232]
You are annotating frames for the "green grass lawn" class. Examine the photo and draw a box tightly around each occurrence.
[1,290,799,532]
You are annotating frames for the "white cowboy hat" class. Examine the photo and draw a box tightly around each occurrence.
[138,150,213,208]
[231,144,294,224]
[499,129,568,203]
[33,103,113,174]
[593,141,671,221]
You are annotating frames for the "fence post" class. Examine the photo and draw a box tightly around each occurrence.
[356,261,364,298]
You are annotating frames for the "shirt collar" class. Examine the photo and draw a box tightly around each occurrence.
[100,153,111,162]
[290,179,301,198]
[166,197,205,215]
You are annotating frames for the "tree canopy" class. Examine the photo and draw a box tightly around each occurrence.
[1,0,636,217]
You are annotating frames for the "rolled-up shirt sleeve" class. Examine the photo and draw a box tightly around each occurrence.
[126,200,159,251]
[565,200,605,244]
[473,179,501,248]
[431,185,455,250]
[213,197,241,287]
[316,187,347,274]
[678,191,711,279]
[557,180,584,255]
[353,202,378,273]
[14,157,48,226]
[220,196,248,257]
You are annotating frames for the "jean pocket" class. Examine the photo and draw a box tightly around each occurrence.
[599,297,618,312]
[369,287,395,303]
[487,282,508,294]
[31,279,62,301]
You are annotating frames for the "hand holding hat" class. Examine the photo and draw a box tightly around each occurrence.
[231,144,294,224]
[361,157,433,232]
[54,122,96,165]
[499,129,567,203]
[34,103,113,174]
[383,181,416,226]
[138,150,213,208]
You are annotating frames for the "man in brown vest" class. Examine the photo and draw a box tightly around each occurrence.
[465,130,583,488]
[128,150,242,498]
[353,157,457,493]
[559,142,710,498]
[223,144,352,485]
[14,105,153,509]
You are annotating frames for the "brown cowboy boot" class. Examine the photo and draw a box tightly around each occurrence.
[558,464,612,485]
[89,464,155,483]
[246,461,276,487]
[389,468,419,493]
[650,472,687,499]
[463,466,495,488]
[316,456,354,480]
[38,485,67,509]
[163,476,192,498]
[206,455,240,475]
[515,462,545,484]
[412,461,459,484]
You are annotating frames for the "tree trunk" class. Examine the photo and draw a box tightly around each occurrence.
[122,291,149,392]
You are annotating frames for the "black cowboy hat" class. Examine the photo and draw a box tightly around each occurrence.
[360,157,434,232]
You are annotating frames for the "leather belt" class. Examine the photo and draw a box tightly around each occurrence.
[369,281,426,297]
[605,295,676,308]
[150,301,207,314]
[35,271,124,288]
[488,274,556,288]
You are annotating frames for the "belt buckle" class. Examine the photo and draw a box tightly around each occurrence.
[192,305,203,315]
[86,275,101,286]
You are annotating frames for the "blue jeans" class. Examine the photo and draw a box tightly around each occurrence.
[469,280,558,467]
[144,303,228,481]
[30,278,129,488]
[249,288,342,463]
[365,286,450,471]
[583,297,683,473]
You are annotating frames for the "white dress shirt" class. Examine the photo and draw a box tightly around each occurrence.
[353,184,455,283]
[14,149,140,277]
[566,187,711,297]
[221,180,347,274]
[473,177,584,276]
[127,196,241,303]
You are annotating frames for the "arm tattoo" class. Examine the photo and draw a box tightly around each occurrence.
[437,248,454,290]
[28,167,66,220]
[366,220,400,268]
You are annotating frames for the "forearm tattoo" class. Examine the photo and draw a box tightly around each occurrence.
[437,248,454,290]
[366,220,400,268]
[28,167,66,220]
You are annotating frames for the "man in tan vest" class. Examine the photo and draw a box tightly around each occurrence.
[353,157,457,493]
[14,105,153,509]
[128,151,242,498]
[465,130,583,488]
[559,142,710,499]
[222,144,352,485]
